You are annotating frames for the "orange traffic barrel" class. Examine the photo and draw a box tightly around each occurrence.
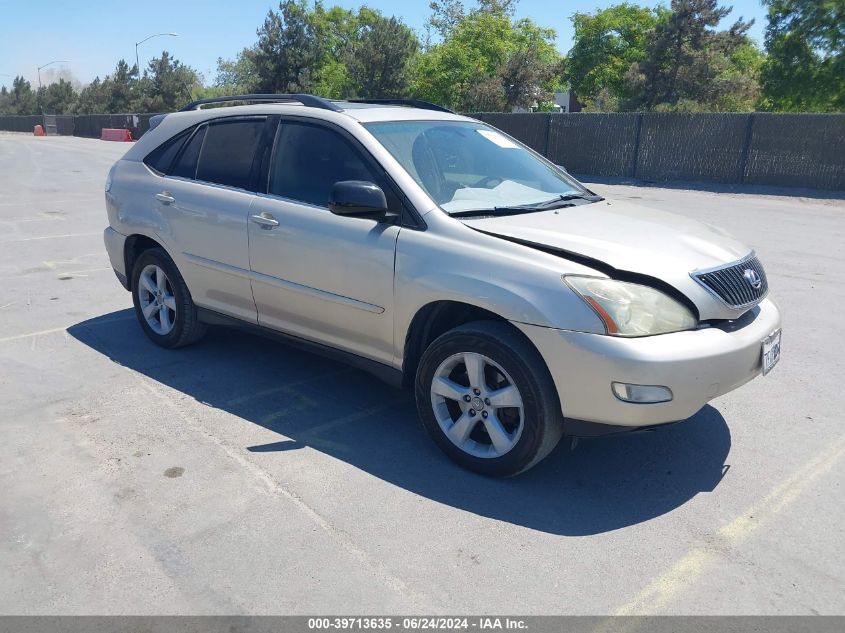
[33,125,45,136]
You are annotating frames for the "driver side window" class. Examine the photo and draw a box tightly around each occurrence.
[268,121,399,214]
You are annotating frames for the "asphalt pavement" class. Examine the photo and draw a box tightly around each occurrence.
[0,133,843,615]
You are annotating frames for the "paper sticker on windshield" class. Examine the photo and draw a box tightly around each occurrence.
[477,129,520,149]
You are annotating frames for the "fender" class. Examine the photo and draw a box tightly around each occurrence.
[393,225,609,365]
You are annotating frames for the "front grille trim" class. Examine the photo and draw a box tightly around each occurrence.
[691,252,769,310]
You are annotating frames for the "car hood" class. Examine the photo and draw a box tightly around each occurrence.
[461,199,754,320]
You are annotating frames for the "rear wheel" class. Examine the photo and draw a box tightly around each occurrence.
[415,321,563,476]
[131,247,206,348]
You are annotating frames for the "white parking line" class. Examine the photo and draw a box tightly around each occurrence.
[1,231,101,243]
[0,326,72,344]
[0,314,134,344]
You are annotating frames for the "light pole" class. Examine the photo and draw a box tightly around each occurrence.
[36,61,69,113]
[135,33,178,77]
[37,60,69,90]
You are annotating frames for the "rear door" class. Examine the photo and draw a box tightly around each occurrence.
[152,116,270,323]
[247,118,401,364]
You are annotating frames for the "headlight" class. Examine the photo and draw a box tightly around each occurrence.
[564,276,697,337]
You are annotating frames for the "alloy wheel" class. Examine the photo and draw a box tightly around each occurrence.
[137,264,177,335]
[429,352,525,458]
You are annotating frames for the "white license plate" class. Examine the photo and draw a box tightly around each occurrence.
[762,329,782,375]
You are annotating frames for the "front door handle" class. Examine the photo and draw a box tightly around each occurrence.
[250,213,280,229]
[155,191,175,205]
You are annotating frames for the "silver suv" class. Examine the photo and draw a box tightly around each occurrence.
[104,94,782,476]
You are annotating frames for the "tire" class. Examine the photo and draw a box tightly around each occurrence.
[131,247,206,348]
[415,320,564,477]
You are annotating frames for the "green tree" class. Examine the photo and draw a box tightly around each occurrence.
[414,7,560,111]
[37,78,77,114]
[564,4,662,110]
[708,40,765,111]
[136,51,200,112]
[75,77,111,114]
[309,4,364,97]
[251,0,322,93]
[760,0,845,112]
[107,60,138,112]
[215,49,260,94]
[348,16,419,98]
[626,0,759,111]
[426,0,519,39]
[9,76,37,115]
[500,18,563,109]
[220,2,419,99]
[0,86,10,115]
[74,60,139,114]
[427,0,467,39]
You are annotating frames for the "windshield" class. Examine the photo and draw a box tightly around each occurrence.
[364,120,590,214]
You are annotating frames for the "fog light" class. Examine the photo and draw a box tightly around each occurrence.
[611,382,673,404]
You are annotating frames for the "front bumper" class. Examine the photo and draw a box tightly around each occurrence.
[515,298,781,427]
[103,226,129,289]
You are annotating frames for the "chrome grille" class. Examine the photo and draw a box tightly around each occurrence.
[692,254,768,309]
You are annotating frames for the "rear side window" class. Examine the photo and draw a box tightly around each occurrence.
[143,129,189,174]
[196,119,265,190]
[170,127,206,180]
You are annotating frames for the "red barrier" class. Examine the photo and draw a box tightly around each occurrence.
[33,124,45,136]
[100,128,133,142]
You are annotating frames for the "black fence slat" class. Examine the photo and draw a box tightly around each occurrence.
[56,115,75,136]
[547,112,640,177]
[636,113,750,183]
[476,112,550,154]
[745,113,845,190]
[0,115,41,133]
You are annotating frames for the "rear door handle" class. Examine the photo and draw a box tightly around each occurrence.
[250,213,280,229]
[155,192,175,205]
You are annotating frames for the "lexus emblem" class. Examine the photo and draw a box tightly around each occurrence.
[743,268,762,290]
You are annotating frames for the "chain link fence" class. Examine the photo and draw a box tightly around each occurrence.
[744,114,845,189]
[469,112,845,190]
[0,113,157,140]
[0,115,42,133]
[1,111,843,190]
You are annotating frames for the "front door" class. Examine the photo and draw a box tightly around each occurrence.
[247,119,400,364]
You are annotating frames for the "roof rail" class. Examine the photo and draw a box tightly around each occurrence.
[179,94,343,112]
[346,99,454,113]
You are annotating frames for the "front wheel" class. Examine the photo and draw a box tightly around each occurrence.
[415,321,564,476]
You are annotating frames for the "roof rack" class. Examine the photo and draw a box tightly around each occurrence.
[346,99,454,113]
[178,94,454,115]
[179,94,343,112]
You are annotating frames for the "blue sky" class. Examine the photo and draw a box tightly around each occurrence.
[1,0,768,89]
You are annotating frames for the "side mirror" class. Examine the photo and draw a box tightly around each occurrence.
[329,180,388,221]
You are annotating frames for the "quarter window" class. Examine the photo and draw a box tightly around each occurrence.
[170,126,206,180]
[143,129,190,175]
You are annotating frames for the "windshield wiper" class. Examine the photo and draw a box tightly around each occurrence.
[542,192,604,205]
[447,192,603,218]
[448,206,564,218]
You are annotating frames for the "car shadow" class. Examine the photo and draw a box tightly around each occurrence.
[68,309,733,536]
